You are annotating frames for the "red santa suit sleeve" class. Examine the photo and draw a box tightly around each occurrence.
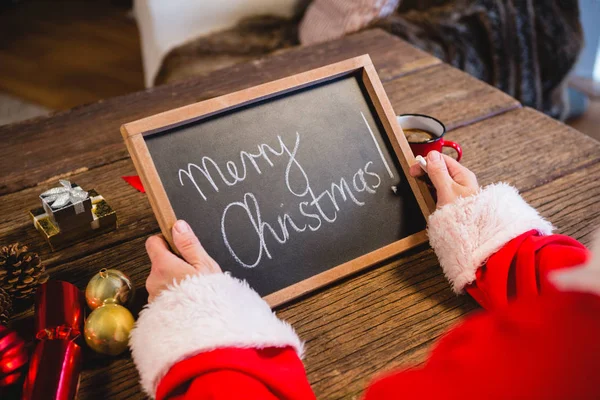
[129,273,314,399]
[425,182,590,309]
[363,290,600,399]
[129,183,598,399]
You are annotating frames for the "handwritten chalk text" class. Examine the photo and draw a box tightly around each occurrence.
[179,113,390,268]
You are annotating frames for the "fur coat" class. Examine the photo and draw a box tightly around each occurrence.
[156,0,582,120]
[379,0,583,119]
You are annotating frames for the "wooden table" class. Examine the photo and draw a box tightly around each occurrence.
[1,29,599,399]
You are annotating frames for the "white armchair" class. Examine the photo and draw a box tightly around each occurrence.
[134,0,301,87]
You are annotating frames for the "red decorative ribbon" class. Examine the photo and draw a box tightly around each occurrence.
[22,281,84,400]
[0,325,28,387]
[122,176,145,193]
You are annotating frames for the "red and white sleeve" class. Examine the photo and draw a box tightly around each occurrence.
[129,273,314,399]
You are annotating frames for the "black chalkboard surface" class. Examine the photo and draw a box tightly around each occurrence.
[122,55,433,306]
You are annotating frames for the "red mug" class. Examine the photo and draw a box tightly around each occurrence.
[397,114,462,162]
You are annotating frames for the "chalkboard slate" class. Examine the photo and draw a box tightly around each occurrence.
[122,55,434,306]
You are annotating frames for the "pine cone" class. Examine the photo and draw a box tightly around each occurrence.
[0,288,11,326]
[0,243,49,300]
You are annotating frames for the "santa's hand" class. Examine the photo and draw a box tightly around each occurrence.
[145,220,222,302]
[409,151,479,208]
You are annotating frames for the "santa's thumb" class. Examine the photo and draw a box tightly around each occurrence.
[426,151,452,190]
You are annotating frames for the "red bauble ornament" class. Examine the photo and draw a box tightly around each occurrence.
[0,325,28,387]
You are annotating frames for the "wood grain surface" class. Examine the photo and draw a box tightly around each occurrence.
[1,29,599,400]
[388,64,520,130]
[447,107,600,191]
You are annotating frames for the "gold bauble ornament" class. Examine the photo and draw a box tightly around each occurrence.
[84,300,135,356]
[85,268,134,310]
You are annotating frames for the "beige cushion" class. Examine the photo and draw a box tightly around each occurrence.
[299,0,399,45]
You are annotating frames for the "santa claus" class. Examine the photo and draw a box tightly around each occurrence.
[130,150,600,399]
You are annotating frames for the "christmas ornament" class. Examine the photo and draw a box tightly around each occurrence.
[23,281,83,400]
[0,288,12,326]
[0,243,49,300]
[39,180,93,232]
[0,325,28,387]
[31,184,118,252]
[40,180,89,212]
[85,268,134,310]
[84,300,134,356]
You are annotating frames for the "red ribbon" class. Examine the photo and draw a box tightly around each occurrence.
[22,281,84,400]
[122,176,145,193]
[0,326,28,387]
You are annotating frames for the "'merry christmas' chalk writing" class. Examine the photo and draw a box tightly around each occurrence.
[178,112,391,268]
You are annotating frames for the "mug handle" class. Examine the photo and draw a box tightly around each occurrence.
[443,141,462,162]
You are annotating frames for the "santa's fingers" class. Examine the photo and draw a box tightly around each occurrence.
[172,220,221,274]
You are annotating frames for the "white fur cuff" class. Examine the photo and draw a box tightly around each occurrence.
[428,183,554,293]
[129,273,303,398]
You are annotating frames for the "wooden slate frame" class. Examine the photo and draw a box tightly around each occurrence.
[121,54,435,307]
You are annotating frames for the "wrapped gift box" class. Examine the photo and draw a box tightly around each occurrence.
[31,189,117,251]
[23,281,84,400]
[40,181,93,231]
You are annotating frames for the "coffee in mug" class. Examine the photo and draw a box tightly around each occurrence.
[397,114,462,162]
[404,128,435,143]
